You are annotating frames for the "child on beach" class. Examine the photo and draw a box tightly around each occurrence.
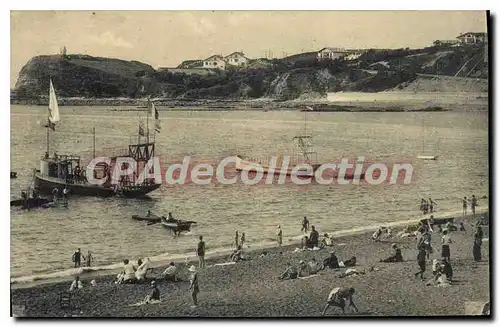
[136,257,152,281]
[161,262,178,281]
[188,265,199,307]
[197,236,206,268]
[372,227,382,241]
[301,216,310,233]
[143,281,161,304]
[321,287,358,315]
[322,252,340,269]
[86,251,94,267]
[441,230,452,262]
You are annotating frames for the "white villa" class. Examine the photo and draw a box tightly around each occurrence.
[203,55,227,70]
[456,32,488,44]
[316,47,365,61]
[224,52,249,67]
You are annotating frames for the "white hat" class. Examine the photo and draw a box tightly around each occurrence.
[90,280,97,286]
[188,265,197,272]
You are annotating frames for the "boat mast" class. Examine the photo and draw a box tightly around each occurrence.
[46,121,50,155]
[92,127,96,159]
[146,99,150,144]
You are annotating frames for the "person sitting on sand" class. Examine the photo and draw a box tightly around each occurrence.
[69,276,83,292]
[343,256,357,267]
[308,257,320,275]
[459,222,466,232]
[432,259,440,280]
[301,236,313,250]
[162,262,178,281]
[121,259,137,284]
[380,243,404,263]
[372,227,382,241]
[338,268,366,279]
[386,227,392,238]
[320,233,334,248]
[136,257,152,282]
[229,245,247,262]
[309,226,319,248]
[143,280,161,304]
[297,260,308,277]
[322,251,340,269]
[322,287,358,315]
[279,262,299,280]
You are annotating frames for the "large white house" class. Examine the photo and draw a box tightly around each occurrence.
[224,52,249,67]
[203,55,227,70]
[317,47,348,61]
[456,32,488,44]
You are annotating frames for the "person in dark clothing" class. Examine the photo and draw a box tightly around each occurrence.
[309,226,319,248]
[476,226,484,240]
[414,246,427,280]
[301,236,313,249]
[144,281,160,303]
[441,258,453,281]
[323,252,340,269]
[72,248,85,268]
[301,216,310,233]
[380,244,404,263]
[197,236,205,268]
[428,198,437,213]
[471,195,478,216]
[462,197,468,216]
[473,232,482,262]
[459,222,466,232]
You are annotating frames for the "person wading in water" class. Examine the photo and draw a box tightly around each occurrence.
[301,216,310,233]
[72,248,85,268]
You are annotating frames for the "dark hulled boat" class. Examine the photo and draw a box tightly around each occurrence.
[32,81,162,198]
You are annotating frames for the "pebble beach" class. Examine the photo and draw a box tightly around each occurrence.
[11,213,490,317]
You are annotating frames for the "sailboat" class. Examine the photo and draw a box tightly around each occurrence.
[32,81,162,197]
[417,115,438,161]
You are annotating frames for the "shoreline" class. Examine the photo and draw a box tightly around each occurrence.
[10,94,488,112]
[10,208,487,290]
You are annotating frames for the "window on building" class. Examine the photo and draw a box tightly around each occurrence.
[234,58,239,62]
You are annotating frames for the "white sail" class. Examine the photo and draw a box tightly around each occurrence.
[48,79,60,124]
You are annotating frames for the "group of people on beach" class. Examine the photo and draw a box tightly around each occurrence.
[419,198,437,215]
[72,248,94,268]
[462,195,479,216]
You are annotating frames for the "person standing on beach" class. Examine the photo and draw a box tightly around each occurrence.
[471,195,478,216]
[473,230,483,263]
[414,245,427,280]
[234,231,239,249]
[301,216,310,233]
[428,198,437,213]
[188,265,199,308]
[462,197,468,216]
[72,248,85,268]
[276,225,283,247]
[86,251,94,267]
[197,236,206,268]
[309,226,319,248]
[240,232,246,248]
[441,230,452,262]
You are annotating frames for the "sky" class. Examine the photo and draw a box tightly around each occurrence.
[10,11,487,87]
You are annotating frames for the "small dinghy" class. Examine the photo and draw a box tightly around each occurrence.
[10,197,52,208]
[160,217,197,235]
[132,214,162,223]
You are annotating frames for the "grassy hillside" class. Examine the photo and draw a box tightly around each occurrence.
[13,44,488,101]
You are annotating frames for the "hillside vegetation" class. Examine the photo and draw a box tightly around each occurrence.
[13,44,488,101]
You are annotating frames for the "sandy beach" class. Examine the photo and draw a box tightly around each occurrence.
[11,213,490,317]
